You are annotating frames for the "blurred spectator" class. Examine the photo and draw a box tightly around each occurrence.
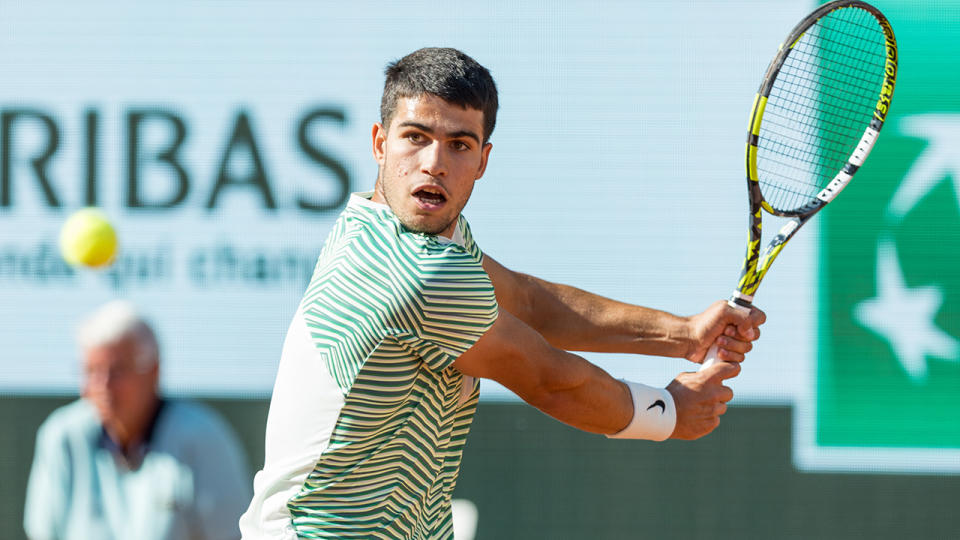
[23,300,251,540]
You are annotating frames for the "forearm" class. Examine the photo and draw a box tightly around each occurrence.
[517,273,691,357]
[516,347,635,434]
[454,309,634,434]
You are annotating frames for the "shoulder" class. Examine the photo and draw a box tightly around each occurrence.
[153,399,249,477]
[156,399,240,446]
[456,214,484,260]
[36,399,100,444]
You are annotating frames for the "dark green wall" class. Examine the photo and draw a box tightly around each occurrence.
[460,405,957,539]
[2,397,956,539]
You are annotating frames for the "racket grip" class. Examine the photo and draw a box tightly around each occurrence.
[698,298,753,372]
[699,343,724,371]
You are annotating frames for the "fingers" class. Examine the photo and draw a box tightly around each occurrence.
[718,384,734,404]
[734,319,758,340]
[715,401,728,416]
[723,324,758,344]
[704,377,734,428]
[735,306,766,339]
[667,369,736,440]
[723,306,763,361]
[716,328,754,362]
[716,345,746,363]
[704,359,741,381]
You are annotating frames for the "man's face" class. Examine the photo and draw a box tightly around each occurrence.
[82,338,158,435]
[372,94,492,237]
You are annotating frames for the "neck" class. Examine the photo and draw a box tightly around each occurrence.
[371,181,387,204]
[105,396,160,453]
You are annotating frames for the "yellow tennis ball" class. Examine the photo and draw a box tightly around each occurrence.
[59,208,118,268]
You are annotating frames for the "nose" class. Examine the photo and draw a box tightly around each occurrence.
[84,366,124,390]
[82,372,107,401]
[84,373,109,396]
[420,141,447,177]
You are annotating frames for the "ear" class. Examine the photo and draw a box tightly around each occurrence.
[372,123,387,165]
[474,142,493,180]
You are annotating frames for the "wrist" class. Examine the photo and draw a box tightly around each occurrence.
[676,313,698,359]
[606,380,676,441]
[630,310,692,358]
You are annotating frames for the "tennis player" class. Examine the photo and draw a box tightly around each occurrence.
[240,47,765,539]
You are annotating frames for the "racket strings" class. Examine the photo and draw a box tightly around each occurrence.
[789,39,886,89]
[756,6,888,214]
[760,106,863,183]
[763,108,869,152]
[765,22,883,169]
[777,53,883,110]
[779,41,885,123]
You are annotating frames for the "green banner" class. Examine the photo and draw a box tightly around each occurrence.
[804,0,960,471]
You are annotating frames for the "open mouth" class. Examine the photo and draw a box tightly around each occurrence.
[413,186,447,207]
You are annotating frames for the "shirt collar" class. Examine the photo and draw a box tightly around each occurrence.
[99,398,166,469]
[348,191,465,246]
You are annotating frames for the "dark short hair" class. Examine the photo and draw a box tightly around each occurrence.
[380,47,499,143]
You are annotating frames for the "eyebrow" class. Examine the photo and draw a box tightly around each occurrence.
[396,121,481,144]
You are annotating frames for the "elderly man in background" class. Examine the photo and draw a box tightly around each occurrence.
[24,300,251,540]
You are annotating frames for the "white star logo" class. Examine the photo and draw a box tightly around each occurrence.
[887,114,960,222]
[853,236,960,381]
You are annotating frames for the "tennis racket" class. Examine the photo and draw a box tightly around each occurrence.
[701,0,898,370]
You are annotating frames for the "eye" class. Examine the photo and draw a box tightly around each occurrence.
[405,132,424,143]
[451,140,471,151]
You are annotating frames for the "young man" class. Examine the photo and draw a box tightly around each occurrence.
[240,47,765,539]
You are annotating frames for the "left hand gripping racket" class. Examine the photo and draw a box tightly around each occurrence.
[701,0,898,370]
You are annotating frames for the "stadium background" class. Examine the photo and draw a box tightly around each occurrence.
[1,0,957,538]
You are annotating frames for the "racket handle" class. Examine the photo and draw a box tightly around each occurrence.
[698,298,753,372]
[699,343,725,372]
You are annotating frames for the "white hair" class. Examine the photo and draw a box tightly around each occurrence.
[77,300,160,371]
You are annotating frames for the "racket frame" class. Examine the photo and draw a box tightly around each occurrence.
[736,0,898,301]
[700,0,897,371]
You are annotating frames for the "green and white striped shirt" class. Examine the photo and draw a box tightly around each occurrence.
[241,193,498,539]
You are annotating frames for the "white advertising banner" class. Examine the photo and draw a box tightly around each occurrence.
[0,1,812,401]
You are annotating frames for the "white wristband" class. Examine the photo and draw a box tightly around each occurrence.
[606,380,676,441]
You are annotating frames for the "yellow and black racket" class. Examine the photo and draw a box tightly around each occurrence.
[701,0,898,369]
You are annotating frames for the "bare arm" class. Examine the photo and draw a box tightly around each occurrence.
[482,255,765,362]
[453,308,736,439]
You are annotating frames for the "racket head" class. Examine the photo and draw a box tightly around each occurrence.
[747,0,898,219]
[735,0,897,299]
